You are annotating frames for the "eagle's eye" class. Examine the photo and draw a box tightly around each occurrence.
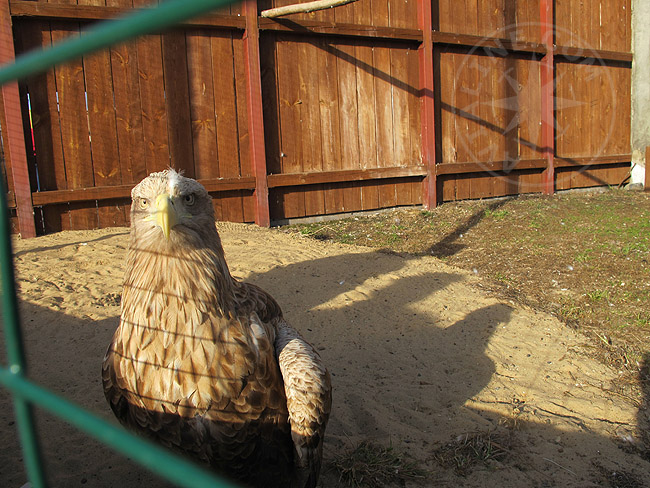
[183,194,195,206]
[139,198,149,209]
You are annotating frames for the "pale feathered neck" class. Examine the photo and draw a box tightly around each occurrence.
[124,225,237,318]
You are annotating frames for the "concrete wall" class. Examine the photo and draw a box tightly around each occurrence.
[632,0,650,187]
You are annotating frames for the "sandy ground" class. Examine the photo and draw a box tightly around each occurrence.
[1,223,649,487]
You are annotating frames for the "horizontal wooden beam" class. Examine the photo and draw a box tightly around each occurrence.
[31,177,256,206]
[267,166,426,188]
[554,154,632,168]
[555,45,633,63]
[9,1,246,29]
[432,31,546,55]
[436,155,631,176]
[258,18,422,41]
[436,159,547,175]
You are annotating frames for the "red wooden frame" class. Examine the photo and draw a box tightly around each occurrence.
[0,0,35,237]
[243,0,270,227]
[418,0,436,208]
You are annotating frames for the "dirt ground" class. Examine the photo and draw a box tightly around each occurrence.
[1,221,649,487]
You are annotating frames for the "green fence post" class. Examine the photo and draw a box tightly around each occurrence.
[0,174,46,487]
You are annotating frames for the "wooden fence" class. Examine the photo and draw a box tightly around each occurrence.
[0,0,633,237]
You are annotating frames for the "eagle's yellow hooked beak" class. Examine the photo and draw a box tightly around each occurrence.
[153,193,178,240]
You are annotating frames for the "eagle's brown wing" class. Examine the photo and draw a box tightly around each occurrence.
[236,282,332,488]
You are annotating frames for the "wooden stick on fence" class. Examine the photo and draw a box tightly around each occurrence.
[261,0,358,18]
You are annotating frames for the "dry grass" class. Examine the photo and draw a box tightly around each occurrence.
[332,441,427,487]
[431,430,514,476]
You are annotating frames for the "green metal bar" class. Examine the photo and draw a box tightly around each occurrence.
[0,170,46,485]
[0,0,234,85]
[0,367,241,488]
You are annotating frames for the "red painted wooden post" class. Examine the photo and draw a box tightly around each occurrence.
[540,0,555,195]
[243,0,270,227]
[418,0,436,208]
[0,0,35,237]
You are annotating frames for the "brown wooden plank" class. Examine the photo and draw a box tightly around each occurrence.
[233,32,251,177]
[335,41,362,212]
[14,19,69,232]
[266,165,426,187]
[105,0,147,186]
[373,42,396,208]
[31,176,256,206]
[298,38,325,216]
[554,0,569,47]
[187,28,219,179]
[211,32,242,179]
[79,0,126,228]
[390,44,412,205]
[261,33,282,176]
[354,40,379,209]
[406,45,421,165]
[431,31,546,55]
[162,30,194,176]
[275,35,306,217]
[11,1,247,29]
[317,38,344,214]
[243,0,269,225]
[135,33,170,173]
[51,20,97,230]
[0,69,35,236]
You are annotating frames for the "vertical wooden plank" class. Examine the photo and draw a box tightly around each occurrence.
[16,21,69,232]
[134,34,170,173]
[439,49,455,164]
[187,28,218,179]
[317,38,344,214]
[299,39,325,216]
[79,0,126,228]
[373,42,397,208]
[106,23,146,186]
[540,0,554,194]
[390,45,413,205]
[0,22,35,237]
[355,41,379,209]
[275,36,305,218]
[162,31,194,177]
[261,33,281,176]
[336,41,362,212]
[233,31,251,176]
[51,21,97,229]
[211,31,241,186]
[243,0,270,225]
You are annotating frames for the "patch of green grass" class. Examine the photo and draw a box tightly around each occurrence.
[333,441,427,487]
[575,249,594,263]
[586,289,610,302]
[484,208,510,220]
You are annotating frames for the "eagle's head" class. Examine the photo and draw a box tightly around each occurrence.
[130,169,215,244]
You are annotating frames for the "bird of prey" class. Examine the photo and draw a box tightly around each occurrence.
[102,169,332,487]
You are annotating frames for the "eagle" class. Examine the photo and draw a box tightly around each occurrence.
[102,169,332,487]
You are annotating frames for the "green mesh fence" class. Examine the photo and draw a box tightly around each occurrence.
[0,1,244,486]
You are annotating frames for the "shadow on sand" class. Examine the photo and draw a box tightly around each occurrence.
[1,246,649,487]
